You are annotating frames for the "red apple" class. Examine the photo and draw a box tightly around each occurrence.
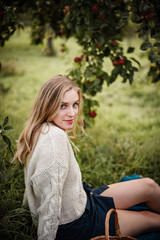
[111,40,118,46]
[145,13,154,20]
[113,60,119,66]
[74,57,80,62]
[97,42,101,49]
[60,29,65,35]
[100,15,105,20]
[65,6,70,10]
[90,111,97,118]
[86,56,89,62]
[63,9,67,15]
[118,58,125,65]
[79,55,83,60]
[92,4,98,12]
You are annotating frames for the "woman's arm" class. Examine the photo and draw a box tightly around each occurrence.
[31,163,67,240]
[29,126,69,240]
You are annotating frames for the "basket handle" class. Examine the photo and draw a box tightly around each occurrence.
[105,209,121,240]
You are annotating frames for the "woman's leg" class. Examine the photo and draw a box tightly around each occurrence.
[100,178,160,236]
[100,178,160,213]
[116,209,160,236]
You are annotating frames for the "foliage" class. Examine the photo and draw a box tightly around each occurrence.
[0,208,37,240]
[0,0,160,124]
[0,116,36,239]
[0,116,13,156]
[0,116,15,217]
[0,30,160,239]
[0,0,24,48]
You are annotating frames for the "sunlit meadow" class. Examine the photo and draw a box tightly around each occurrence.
[0,28,160,239]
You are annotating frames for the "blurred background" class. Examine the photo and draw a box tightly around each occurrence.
[0,1,160,239]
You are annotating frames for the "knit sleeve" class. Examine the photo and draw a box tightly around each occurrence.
[30,127,69,240]
[31,164,67,240]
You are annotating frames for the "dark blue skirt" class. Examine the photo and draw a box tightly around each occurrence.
[56,182,115,240]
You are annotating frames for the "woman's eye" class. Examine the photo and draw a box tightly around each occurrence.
[60,104,66,109]
[73,102,79,108]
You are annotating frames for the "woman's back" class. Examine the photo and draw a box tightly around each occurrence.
[24,123,87,239]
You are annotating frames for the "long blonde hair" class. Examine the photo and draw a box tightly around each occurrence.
[13,75,84,166]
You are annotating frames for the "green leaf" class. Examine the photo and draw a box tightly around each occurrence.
[153,42,160,47]
[84,68,92,78]
[151,34,160,41]
[131,13,142,23]
[143,4,151,12]
[127,47,135,53]
[129,75,133,84]
[3,117,9,127]
[138,32,147,40]
[102,72,109,80]
[152,74,160,83]
[97,36,105,45]
[109,67,120,84]
[140,42,152,51]
[148,51,158,63]
[132,67,139,72]
[104,47,110,56]
[120,68,127,77]
[4,126,13,131]
[130,57,141,67]
[140,43,152,51]
[2,135,11,147]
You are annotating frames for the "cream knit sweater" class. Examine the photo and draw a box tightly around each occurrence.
[23,123,87,240]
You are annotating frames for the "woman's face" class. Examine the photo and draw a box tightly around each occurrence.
[53,88,79,131]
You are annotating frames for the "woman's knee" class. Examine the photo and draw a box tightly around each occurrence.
[142,177,159,195]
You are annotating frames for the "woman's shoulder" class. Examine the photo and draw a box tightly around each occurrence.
[42,123,66,136]
[29,123,69,171]
[39,123,68,144]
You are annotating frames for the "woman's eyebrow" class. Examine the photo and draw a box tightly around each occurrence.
[61,99,79,104]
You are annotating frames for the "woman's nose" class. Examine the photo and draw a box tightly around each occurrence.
[67,107,75,116]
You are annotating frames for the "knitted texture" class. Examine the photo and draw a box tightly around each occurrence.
[23,124,87,240]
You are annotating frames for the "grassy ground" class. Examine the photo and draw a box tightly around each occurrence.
[0,28,160,239]
[0,28,82,138]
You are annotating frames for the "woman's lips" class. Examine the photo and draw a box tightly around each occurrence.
[64,119,74,124]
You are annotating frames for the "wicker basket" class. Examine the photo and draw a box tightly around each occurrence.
[90,209,137,240]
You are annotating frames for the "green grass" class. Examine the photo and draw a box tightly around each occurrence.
[0,28,82,138]
[83,80,160,186]
[0,28,160,239]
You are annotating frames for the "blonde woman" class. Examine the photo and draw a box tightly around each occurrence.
[14,75,160,240]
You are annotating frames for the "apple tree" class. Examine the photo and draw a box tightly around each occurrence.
[0,0,160,125]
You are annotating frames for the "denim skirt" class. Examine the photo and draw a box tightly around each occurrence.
[56,182,115,240]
